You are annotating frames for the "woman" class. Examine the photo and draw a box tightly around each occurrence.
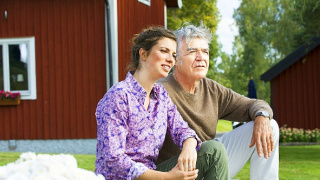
[95,27,227,180]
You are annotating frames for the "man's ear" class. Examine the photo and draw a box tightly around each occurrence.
[139,48,147,61]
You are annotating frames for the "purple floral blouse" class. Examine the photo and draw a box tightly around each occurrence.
[95,72,201,180]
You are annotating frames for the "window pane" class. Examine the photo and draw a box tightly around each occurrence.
[0,45,3,90]
[9,44,29,91]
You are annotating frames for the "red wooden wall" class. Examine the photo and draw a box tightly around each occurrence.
[0,0,106,140]
[271,45,320,129]
[117,0,166,81]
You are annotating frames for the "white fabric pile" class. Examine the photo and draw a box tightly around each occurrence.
[0,152,104,180]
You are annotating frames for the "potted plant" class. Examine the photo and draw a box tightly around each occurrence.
[0,90,21,106]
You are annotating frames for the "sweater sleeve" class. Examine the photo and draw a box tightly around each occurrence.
[213,81,273,122]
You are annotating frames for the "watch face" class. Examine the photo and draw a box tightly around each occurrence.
[256,111,270,119]
[262,111,269,117]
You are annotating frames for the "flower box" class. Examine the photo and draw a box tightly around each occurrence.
[0,96,20,106]
[0,91,21,106]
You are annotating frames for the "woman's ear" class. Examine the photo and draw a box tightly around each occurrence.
[139,48,147,61]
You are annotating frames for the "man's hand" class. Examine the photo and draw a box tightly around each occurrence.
[249,116,274,159]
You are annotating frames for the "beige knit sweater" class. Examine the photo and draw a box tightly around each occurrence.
[156,73,273,163]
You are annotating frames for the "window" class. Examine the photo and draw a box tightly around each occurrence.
[0,37,36,100]
[138,0,151,6]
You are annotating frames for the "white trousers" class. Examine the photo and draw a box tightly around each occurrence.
[215,119,279,180]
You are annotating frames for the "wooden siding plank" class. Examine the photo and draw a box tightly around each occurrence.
[33,0,44,139]
[13,0,22,139]
[0,108,4,139]
[7,0,15,36]
[20,0,30,139]
[285,67,292,127]
[40,0,51,139]
[53,0,64,139]
[292,59,301,128]
[46,0,57,139]
[272,77,278,123]
[2,107,11,139]
[0,0,8,37]
[278,71,285,126]
[9,105,17,139]
[60,0,71,139]
[13,0,21,35]
[317,48,320,128]
[306,51,315,129]
[295,59,303,128]
[81,0,90,138]
[314,47,320,128]
[87,0,97,138]
[276,76,287,125]
[74,0,84,138]
[289,64,296,128]
[92,0,107,137]
[301,57,310,129]
[308,48,319,128]
[19,0,26,36]
[270,80,275,120]
[0,0,7,139]
[26,0,35,36]
[291,64,298,128]
[27,1,37,140]
[289,66,295,128]
[89,0,101,138]
[67,0,77,138]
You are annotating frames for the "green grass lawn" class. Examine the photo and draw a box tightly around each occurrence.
[234,145,320,180]
[217,119,233,132]
[1,145,320,179]
[1,122,319,179]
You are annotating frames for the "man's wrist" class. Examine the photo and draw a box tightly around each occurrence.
[255,111,271,120]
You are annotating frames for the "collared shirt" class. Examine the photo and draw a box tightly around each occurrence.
[95,72,201,180]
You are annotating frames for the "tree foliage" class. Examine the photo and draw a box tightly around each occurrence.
[167,0,320,103]
[220,0,320,103]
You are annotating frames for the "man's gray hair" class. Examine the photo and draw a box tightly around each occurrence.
[174,23,213,59]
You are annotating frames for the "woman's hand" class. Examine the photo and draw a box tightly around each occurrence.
[178,138,198,172]
[165,164,198,180]
[137,138,199,180]
[136,164,198,180]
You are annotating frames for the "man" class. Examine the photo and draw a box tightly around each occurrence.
[157,24,279,180]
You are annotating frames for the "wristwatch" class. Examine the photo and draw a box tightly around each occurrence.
[255,111,271,120]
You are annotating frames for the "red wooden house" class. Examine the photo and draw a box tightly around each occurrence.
[0,0,181,153]
[261,36,320,130]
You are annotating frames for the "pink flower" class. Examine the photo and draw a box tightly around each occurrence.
[0,90,20,100]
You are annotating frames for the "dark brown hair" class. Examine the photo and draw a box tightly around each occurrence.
[126,26,176,71]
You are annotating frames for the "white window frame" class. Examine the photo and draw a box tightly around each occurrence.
[0,37,37,100]
[138,0,151,6]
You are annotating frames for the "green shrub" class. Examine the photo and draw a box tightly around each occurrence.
[280,125,320,143]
